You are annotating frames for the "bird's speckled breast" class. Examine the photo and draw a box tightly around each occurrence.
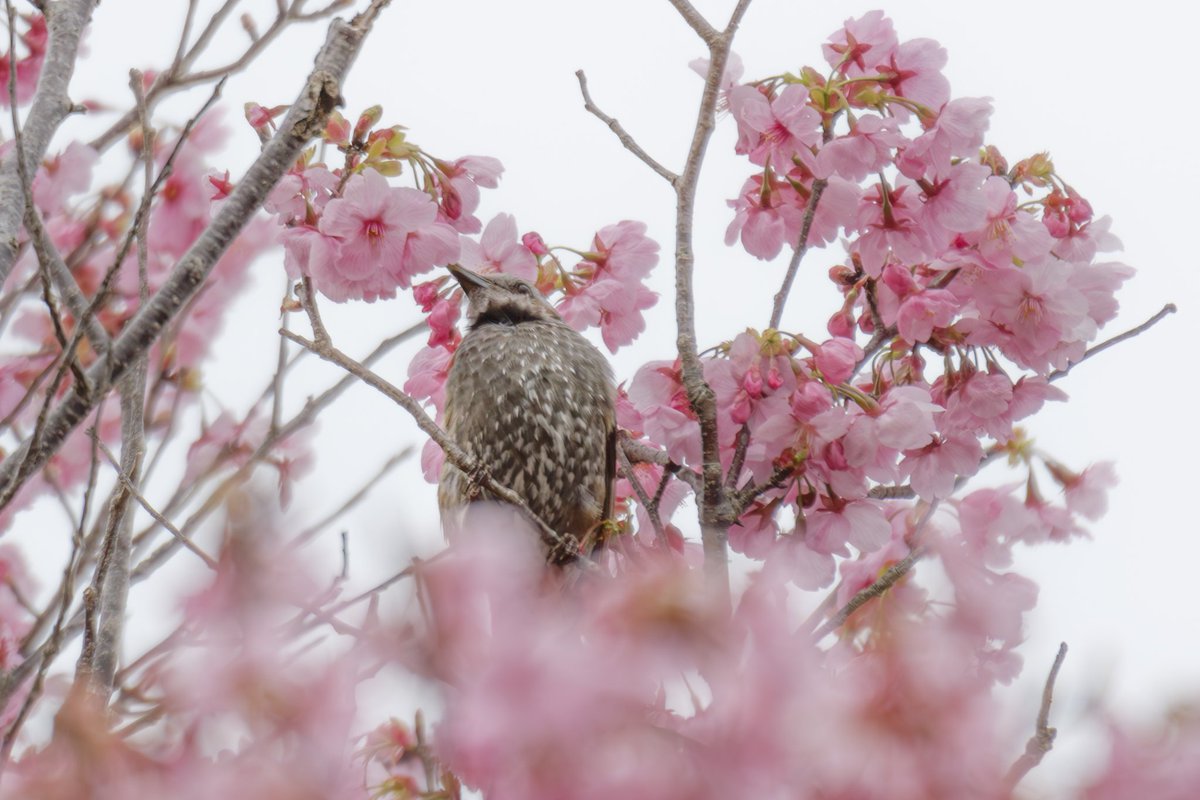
[438,318,614,537]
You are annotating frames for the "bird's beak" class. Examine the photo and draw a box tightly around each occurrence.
[447,263,490,295]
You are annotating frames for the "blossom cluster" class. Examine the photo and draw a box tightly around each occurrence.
[617,10,1131,611]
[263,107,660,352]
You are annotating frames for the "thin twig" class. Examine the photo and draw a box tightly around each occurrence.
[1048,303,1176,382]
[93,438,217,570]
[769,177,828,330]
[617,444,667,544]
[575,70,678,186]
[810,501,940,640]
[1004,642,1069,792]
[292,448,413,547]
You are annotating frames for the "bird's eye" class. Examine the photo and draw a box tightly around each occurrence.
[516,284,533,295]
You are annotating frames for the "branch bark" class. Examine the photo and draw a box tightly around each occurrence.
[666,0,754,607]
[0,0,98,286]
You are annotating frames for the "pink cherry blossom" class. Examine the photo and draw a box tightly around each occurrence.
[459,213,537,281]
[823,10,898,75]
[896,287,958,343]
[969,176,1055,267]
[898,97,992,180]
[436,155,504,233]
[725,173,803,260]
[282,225,397,303]
[1055,461,1119,520]
[588,219,659,281]
[264,164,338,221]
[727,83,821,173]
[913,160,989,234]
[320,169,460,288]
[900,431,984,500]
[628,361,701,465]
[521,230,549,256]
[814,114,906,182]
[404,343,454,414]
[806,497,891,555]
[1050,213,1122,262]
[813,337,862,384]
[879,37,951,113]
[853,183,944,276]
[968,260,1091,373]
[705,333,797,452]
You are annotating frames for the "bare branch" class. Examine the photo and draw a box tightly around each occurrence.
[665,0,718,44]
[292,448,413,547]
[0,2,395,509]
[1004,642,1069,792]
[94,438,218,570]
[89,0,353,152]
[575,70,678,186]
[668,0,758,607]
[1049,303,1176,383]
[617,444,667,544]
[769,177,828,329]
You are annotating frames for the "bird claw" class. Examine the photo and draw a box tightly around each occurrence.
[465,459,490,501]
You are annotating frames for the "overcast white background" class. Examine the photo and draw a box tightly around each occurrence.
[15,0,1199,792]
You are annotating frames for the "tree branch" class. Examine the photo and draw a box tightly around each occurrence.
[575,69,678,187]
[1004,642,1068,792]
[1048,303,1175,383]
[769,177,828,330]
[0,0,99,286]
[665,0,718,45]
[0,1,394,510]
[810,501,939,640]
[666,0,755,608]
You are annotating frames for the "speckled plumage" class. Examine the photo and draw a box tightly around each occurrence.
[438,266,615,557]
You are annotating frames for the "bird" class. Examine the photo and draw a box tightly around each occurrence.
[437,264,616,562]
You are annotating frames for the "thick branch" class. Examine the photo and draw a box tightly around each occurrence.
[0,0,98,286]
[667,0,754,606]
[0,2,393,509]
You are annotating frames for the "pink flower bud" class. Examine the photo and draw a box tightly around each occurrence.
[741,367,764,398]
[413,280,443,312]
[521,231,549,256]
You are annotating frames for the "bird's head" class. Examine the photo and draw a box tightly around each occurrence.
[447,264,562,328]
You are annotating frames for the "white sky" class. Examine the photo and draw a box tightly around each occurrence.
[15,0,1199,791]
